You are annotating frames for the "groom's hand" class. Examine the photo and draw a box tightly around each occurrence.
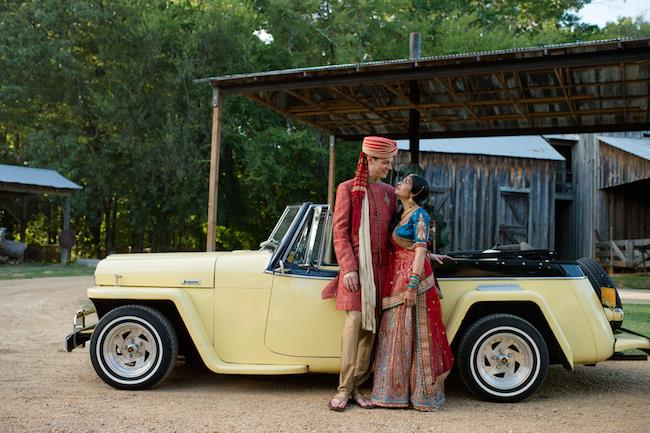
[343,271,360,292]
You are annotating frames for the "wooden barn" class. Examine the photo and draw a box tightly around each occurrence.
[394,136,564,253]
[395,133,650,269]
[547,132,650,269]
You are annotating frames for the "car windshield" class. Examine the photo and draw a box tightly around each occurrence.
[260,205,301,250]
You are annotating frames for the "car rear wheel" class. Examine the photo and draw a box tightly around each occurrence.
[457,314,548,403]
[577,257,623,329]
[90,305,178,390]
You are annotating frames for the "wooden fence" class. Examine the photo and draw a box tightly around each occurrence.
[596,238,650,271]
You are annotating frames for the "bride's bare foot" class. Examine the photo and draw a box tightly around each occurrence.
[352,390,375,409]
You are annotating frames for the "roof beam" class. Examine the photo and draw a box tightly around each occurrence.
[285,89,373,134]
[435,78,490,129]
[327,86,409,134]
[246,93,335,134]
[493,72,530,125]
[337,121,650,141]
[380,82,447,129]
[0,183,74,196]
[554,67,579,125]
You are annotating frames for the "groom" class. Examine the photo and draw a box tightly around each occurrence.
[322,136,397,411]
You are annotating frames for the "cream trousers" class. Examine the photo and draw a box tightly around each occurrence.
[337,310,375,393]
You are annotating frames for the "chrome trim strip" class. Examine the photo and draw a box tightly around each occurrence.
[264,270,335,281]
[437,276,587,281]
[475,284,524,291]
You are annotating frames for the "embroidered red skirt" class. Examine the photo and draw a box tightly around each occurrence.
[371,245,454,411]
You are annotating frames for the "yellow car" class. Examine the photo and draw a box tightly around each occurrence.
[66,202,650,402]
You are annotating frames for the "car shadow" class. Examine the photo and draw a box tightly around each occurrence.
[160,360,649,404]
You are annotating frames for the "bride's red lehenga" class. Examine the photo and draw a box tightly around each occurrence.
[371,207,454,411]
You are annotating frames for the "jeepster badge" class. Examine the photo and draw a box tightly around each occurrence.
[182,279,201,286]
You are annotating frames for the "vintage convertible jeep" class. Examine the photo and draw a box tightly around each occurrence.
[66,202,650,402]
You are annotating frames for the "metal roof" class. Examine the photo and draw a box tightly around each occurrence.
[202,37,650,140]
[542,134,580,141]
[201,38,644,84]
[596,136,650,160]
[397,136,565,161]
[0,164,82,192]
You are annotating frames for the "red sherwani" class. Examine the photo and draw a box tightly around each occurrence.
[322,179,395,311]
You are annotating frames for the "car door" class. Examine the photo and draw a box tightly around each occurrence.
[265,205,345,357]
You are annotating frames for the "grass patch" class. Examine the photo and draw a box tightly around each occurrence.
[612,273,650,290]
[0,263,95,280]
[622,303,650,336]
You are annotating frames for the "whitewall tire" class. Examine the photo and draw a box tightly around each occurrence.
[457,313,549,402]
[90,305,178,390]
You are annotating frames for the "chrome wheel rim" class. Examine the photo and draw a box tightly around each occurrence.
[102,321,158,378]
[475,330,535,391]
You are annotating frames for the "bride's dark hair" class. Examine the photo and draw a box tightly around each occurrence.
[409,174,430,206]
[390,174,430,232]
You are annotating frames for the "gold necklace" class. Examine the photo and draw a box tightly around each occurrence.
[399,205,419,224]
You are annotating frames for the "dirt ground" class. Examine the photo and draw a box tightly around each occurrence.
[0,276,648,433]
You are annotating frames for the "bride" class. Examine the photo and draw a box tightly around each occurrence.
[371,174,454,411]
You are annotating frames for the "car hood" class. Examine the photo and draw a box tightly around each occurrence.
[94,250,271,288]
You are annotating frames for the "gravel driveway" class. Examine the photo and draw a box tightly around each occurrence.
[0,276,648,433]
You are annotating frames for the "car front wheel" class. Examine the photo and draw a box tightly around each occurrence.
[457,313,548,403]
[90,305,178,390]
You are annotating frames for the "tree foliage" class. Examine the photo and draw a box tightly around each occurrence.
[0,0,648,256]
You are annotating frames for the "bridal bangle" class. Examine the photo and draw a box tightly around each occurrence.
[407,274,420,291]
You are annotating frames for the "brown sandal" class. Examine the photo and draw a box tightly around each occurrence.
[352,390,375,409]
[328,391,350,412]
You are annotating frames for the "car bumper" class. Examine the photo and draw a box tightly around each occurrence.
[608,328,650,361]
[614,328,650,353]
[604,307,624,322]
[65,307,97,352]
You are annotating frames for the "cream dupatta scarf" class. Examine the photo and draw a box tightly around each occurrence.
[358,192,376,332]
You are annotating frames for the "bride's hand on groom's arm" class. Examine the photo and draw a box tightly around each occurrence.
[343,271,360,292]
[428,253,453,264]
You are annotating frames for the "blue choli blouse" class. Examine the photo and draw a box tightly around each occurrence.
[394,207,430,248]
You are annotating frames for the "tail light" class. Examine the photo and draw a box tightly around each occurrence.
[601,287,617,308]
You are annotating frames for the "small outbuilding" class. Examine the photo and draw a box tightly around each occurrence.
[0,163,82,263]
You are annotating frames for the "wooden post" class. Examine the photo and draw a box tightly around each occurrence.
[327,135,336,210]
[206,87,222,252]
[20,195,27,241]
[625,239,634,269]
[608,226,613,274]
[409,32,421,166]
[60,196,70,264]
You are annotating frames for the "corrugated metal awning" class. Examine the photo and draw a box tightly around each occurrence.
[201,37,650,140]
[0,164,82,195]
[397,135,564,160]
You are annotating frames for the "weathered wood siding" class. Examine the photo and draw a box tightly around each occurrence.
[569,133,599,259]
[569,131,649,259]
[395,151,556,252]
[599,142,650,189]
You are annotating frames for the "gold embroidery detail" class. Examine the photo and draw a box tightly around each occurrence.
[381,274,435,310]
[416,212,427,243]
